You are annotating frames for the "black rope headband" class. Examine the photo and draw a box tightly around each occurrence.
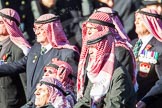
[34,16,60,24]
[87,32,112,45]
[87,19,115,28]
[46,63,73,79]
[0,12,20,26]
[137,9,162,19]
[93,9,119,17]
[40,81,67,96]
[47,64,59,70]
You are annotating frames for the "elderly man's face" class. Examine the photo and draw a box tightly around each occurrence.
[43,67,57,78]
[0,17,8,38]
[135,14,150,37]
[33,24,49,46]
[43,66,66,83]
[34,83,50,107]
[86,23,99,37]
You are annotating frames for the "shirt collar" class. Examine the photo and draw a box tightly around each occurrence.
[41,44,53,53]
[139,34,153,44]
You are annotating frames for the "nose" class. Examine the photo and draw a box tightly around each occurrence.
[34,89,39,95]
[157,6,162,14]
[108,0,114,8]
[87,28,92,35]
[34,29,40,35]
[135,18,138,25]
[44,72,49,77]
[88,48,93,55]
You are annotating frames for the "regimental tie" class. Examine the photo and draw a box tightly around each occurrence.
[133,39,143,58]
[0,45,2,52]
[40,47,47,55]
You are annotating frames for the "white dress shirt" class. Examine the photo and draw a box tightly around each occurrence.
[138,34,153,55]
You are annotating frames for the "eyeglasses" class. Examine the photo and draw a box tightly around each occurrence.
[44,67,57,74]
[33,26,44,32]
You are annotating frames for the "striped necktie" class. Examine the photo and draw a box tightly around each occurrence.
[0,45,2,52]
[133,39,142,58]
[41,47,47,55]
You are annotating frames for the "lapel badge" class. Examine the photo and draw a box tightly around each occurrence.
[33,55,38,63]
[145,44,152,50]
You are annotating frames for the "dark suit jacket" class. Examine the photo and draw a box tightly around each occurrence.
[132,37,162,108]
[0,43,79,104]
[141,77,162,108]
[115,46,134,81]
[74,61,135,108]
[0,42,26,108]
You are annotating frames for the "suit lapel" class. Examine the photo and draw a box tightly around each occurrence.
[144,37,156,50]
[28,48,58,100]
[28,45,41,88]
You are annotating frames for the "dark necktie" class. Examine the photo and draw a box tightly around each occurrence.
[40,47,47,55]
[0,45,2,52]
[133,39,143,58]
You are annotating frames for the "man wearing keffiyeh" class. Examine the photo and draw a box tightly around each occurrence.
[141,0,162,15]
[43,58,76,107]
[0,13,79,108]
[96,7,138,92]
[34,77,71,108]
[74,9,135,108]
[0,8,31,108]
[130,8,162,108]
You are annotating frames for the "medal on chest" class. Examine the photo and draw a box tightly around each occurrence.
[138,48,159,77]
[138,50,159,64]
[139,62,151,77]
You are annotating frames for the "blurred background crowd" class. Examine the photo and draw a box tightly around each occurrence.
[0,0,148,49]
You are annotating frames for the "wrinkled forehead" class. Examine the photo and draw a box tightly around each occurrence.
[45,66,57,70]
[36,83,47,89]
[86,22,95,28]
[85,22,101,29]
[34,23,43,28]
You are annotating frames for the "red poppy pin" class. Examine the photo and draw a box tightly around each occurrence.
[145,44,152,50]
[2,53,11,61]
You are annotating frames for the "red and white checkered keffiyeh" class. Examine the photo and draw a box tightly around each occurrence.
[0,8,31,54]
[44,58,75,106]
[77,11,116,101]
[136,8,162,42]
[34,14,79,53]
[96,7,137,91]
[97,7,131,42]
[39,77,72,108]
[44,58,74,92]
